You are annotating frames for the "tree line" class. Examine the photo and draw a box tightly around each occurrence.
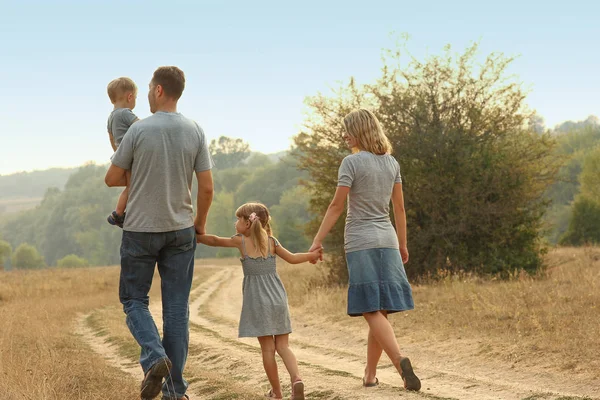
[1,41,599,281]
[0,144,311,270]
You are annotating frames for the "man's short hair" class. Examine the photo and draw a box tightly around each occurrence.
[151,66,186,100]
[107,77,137,103]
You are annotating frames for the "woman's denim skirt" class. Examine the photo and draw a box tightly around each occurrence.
[346,248,414,317]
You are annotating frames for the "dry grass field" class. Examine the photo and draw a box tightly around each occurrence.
[1,249,598,399]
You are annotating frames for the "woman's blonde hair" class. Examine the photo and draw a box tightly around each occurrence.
[235,202,272,257]
[343,109,393,155]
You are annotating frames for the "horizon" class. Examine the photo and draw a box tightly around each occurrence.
[2,114,599,178]
[0,148,290,177]
[2,0,599,175]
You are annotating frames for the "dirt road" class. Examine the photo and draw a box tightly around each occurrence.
[78,263,599,399]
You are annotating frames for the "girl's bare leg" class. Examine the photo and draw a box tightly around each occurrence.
[274,334,301,383]
[258,336,282,398]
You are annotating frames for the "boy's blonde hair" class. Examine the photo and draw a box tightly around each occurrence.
[343,109,393,155]
[107,77,137,104]
[236,202,272,257]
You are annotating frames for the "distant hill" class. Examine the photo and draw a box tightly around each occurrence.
[265,150,288,163]
[0,167,75,199]
[0,151,289,214]
[0,167,77,214]
[552,115,599,134]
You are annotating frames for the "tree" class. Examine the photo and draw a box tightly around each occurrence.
[557,146,600,246]
[235,155,307,208]
[12,243,45,269]
[213,167,252,193]
[210,136,251,169]
[553,115,599,134]
[294,42,559,282]
[57,254,89,268]
[245,153,274,168]
[0,164,122,267]
[271,186,312,252]
[529,114,546,134]
[200,191,238,258]
[543,125,600,243]
[0,240,12,270]
[559,196,600,246]
[579,146,600,201]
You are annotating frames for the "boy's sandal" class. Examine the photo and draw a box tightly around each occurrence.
[107,211,126,228]
[264,389,282,399]
[362,377,379,387]
[291,380,305,400]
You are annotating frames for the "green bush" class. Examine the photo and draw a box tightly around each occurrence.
[12,243,45,269]
[559,196,600,246]
[56,254,89,268]
[295,43,558,282]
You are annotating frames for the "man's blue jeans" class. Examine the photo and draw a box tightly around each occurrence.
[119,226,196,398]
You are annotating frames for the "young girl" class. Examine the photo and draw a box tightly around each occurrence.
[197,202,321,400]
[308,109,421,391]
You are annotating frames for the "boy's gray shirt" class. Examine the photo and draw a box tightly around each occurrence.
[107,108,138,146]
[111,111,214,233]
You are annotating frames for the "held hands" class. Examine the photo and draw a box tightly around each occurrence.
[308,246,323,262]
[308,241,324,264]
[195,224,206,243]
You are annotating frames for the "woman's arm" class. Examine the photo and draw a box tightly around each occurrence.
[391,183,409,264]
[275,244,322,264]
[309,186,350,251]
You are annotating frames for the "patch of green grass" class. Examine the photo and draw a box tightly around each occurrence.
[196,382,222,395]
[85,311,139,361]
[414,393,459,400]
[555,397,593,400]
[306,390,336,399]
[521,395,593,400]
[190,323,261,354]
[521,395,547,400]
[212,393,241,400]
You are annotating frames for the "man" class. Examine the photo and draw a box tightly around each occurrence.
[105,66,214,400]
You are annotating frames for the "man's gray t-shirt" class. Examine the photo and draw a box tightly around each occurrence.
[107,108,138,146]
[111,112,214,233]
[338,151,402,253]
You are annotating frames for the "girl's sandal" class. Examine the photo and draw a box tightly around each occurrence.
[399,357,421,392]
[291,380,305,400]
[264,389,282,399]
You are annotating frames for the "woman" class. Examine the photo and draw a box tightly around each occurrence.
[309,108,421,391]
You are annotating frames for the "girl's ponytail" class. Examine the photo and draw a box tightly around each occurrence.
[250,215,268,257]
[236,203,272,257]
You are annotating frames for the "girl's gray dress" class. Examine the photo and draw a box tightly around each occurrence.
[237,235,293,338]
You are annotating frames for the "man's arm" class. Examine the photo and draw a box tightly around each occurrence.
[194,170,214,235]
[105,164,127,187]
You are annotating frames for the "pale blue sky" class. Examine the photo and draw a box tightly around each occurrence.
[1,0,598,175]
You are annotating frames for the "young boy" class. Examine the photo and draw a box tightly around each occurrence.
[106,77,139,227]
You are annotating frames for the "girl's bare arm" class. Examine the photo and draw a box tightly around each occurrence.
[275,244,322,264]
